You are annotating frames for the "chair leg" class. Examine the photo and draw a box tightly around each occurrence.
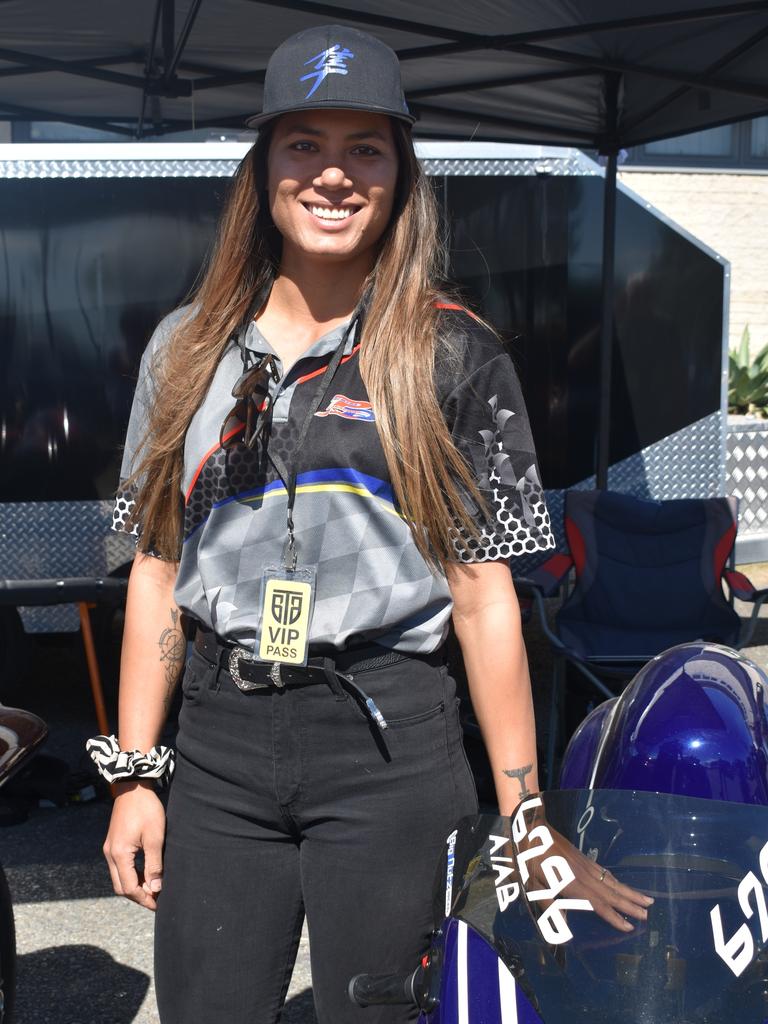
[546,655,565,788]
[78,602,110,737]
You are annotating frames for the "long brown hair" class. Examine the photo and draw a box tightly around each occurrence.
[127,120,488,570]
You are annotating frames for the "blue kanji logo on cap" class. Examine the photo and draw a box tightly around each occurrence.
[300,45,355,99]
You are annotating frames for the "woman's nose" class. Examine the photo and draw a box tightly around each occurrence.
[314,164,353,189]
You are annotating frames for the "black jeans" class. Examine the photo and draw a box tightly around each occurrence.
[154,646,478,1023]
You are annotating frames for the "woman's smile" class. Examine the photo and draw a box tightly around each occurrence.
[301,200,363,227]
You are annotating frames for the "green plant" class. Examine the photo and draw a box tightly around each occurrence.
[728,326,768,417]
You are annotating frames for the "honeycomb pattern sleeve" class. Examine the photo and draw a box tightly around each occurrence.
[111,308,188,558]
[440,334,555,563]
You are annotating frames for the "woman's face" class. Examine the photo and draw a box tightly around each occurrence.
[266,109,399,271]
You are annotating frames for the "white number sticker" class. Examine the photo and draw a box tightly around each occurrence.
[711,905,755,978]
[710,837,768,976]
[491,796,595,946]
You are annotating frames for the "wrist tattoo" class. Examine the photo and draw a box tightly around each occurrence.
[158,608,185,707]
[503,763,533,799]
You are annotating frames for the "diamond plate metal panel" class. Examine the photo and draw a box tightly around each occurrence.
[0,158,242,180]
[511,412,725,575]
[0,500,135,632]
[421,156,600,177]
[726,419,768,552]
[0,155,600,181]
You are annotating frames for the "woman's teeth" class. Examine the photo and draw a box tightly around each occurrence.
[310,205,354,220]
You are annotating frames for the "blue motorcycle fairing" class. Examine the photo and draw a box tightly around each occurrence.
[429,792,768,1023]
[558,697,617,791]
[419,918,544,1024]
[560,642,768,804]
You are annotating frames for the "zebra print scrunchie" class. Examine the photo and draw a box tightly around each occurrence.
[86,734,175,787]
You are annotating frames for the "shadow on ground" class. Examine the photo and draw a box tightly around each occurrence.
[15,945,150,1023]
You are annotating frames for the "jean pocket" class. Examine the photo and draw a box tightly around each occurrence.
[387,700,446,728]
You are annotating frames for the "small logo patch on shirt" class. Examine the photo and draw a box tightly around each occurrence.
[315,395,376,422]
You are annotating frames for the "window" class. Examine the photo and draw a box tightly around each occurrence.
[625,117,768,169]
[644,124,733,158]
[750,116,768,159]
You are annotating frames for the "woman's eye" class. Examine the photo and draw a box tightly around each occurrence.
[352,145,380,157]
[291,141,317,152]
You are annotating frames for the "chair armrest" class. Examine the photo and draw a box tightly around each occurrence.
[520,552,574,599]
[724,569,768,604]
[0,577,128,607]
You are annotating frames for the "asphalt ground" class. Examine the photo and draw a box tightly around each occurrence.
[3,564,768,1023]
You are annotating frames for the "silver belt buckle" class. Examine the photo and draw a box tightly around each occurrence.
[228,647,266,692]
[269,662,284,687]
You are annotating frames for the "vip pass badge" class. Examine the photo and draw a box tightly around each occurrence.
[257,565,316,667]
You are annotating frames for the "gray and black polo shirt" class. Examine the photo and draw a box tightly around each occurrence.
[113,303,554,653]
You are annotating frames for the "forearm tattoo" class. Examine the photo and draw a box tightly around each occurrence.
[503,763,533,800]
[158,608,185,708]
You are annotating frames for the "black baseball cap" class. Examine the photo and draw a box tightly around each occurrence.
[246,24,415,129]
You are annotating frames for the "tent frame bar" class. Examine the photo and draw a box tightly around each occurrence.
[0,52,141,80]
[625,21,768,134]
[2,0,768,137]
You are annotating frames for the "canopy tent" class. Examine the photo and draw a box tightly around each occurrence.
[3,0,768,485]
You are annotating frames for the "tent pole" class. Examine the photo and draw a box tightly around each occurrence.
[596,71,621,490]
[596,149,617,489]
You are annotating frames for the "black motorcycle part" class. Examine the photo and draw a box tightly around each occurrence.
[348,968,420,1007]
[348,962,438,1009]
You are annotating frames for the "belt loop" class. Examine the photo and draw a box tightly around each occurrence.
[322,656,347,701]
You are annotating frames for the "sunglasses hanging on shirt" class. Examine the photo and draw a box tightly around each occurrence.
[220,352,281,450]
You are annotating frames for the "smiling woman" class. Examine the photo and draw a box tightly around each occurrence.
[84,22,587,1024]
[262,110,399,352]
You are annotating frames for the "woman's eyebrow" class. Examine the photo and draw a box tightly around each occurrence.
[346,129,388,142]
[285,124,324,136]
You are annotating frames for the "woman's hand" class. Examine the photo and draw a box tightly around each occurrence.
[510,807,654,938]
[539,828,653,934]
[103,780,166,912]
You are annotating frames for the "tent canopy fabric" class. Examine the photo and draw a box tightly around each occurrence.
[2,1,768,147]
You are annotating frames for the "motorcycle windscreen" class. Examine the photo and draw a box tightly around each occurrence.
[437,790,768,1024]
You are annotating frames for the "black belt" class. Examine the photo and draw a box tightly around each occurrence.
[192,626,427,728]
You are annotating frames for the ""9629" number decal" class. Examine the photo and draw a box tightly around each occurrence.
[489,796,594,945]
[711,840,768,977]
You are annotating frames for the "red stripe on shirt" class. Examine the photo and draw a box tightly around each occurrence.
[295,343,361,385]
[433,302,481,321]
[185,424,243,504]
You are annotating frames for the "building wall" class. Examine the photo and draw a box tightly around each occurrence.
[619,168,768,354]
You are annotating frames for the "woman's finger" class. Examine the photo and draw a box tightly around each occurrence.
[599,870,654,913]
[112,843,156,910]
[141,827,165,897]
[591,900,636,933]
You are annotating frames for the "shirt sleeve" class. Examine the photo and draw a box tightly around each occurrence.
[111,310,184,552]
[440,338,555,563]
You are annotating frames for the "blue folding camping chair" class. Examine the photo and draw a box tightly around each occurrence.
[517,490,768,783]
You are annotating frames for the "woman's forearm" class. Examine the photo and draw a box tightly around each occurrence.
[449,563,539,817]
[117,552,183,753]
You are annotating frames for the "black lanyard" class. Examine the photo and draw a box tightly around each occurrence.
[262,316,360,571]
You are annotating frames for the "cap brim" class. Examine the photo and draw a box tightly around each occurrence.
[245,100,416,130]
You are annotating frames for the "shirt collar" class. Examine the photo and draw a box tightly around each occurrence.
[241,317,358,364]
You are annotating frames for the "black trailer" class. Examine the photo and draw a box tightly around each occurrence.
[0,140,728,634]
